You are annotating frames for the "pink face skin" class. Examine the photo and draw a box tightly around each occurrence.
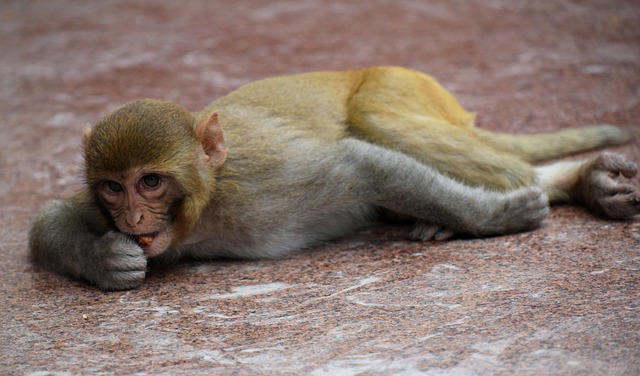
[98,168,178,257]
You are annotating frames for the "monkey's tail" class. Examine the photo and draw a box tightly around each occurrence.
[475,124,634,162]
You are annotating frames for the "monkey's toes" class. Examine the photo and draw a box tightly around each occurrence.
[594,152,638,178]
[599,190,640,220]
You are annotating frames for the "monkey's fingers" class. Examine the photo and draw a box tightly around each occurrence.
[410,222,455,241]
[94,232,148,290]
[474,186,549,236]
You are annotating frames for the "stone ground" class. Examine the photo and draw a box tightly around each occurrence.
[1,1,639,375]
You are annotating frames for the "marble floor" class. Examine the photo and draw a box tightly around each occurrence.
[1,1,639,374]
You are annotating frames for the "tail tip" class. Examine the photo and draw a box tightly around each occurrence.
[594,124,634,145]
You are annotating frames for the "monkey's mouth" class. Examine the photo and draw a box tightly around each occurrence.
[124,231,158,248]
[134,232,159,248]
[126,229,171,257]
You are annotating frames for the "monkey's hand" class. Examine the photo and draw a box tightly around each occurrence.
[29,197,148,290]
[88,231,148,290]
[470,185,549,236]
[574,152,640,220]
[410,222,455,241]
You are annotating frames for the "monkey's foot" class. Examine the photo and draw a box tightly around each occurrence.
[575,152,640,220]
[410,222,454,241]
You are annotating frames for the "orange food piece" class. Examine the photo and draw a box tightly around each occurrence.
[138,235,154,246]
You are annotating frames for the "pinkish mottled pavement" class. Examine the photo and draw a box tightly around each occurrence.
[1,1,639,375]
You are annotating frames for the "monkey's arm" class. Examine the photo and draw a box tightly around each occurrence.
[335,139,550,236]
[29,192,147,290]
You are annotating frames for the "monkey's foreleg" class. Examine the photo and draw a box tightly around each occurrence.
[336,139,549,237]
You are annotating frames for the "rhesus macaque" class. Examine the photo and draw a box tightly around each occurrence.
[29,66,639,290]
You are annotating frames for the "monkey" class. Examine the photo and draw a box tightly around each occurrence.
[29,66,639,290]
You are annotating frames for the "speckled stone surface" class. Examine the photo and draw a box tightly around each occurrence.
[1,1,639,375]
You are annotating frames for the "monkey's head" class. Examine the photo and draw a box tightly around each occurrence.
[84,99,226,257]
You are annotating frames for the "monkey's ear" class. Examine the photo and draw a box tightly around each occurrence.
[82,126,92,149]
[195,112,227,169]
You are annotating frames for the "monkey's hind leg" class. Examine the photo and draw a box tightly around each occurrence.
[537,152,640,220]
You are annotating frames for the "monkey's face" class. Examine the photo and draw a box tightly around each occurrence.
[97,168,183,257]
[84,99,226,257]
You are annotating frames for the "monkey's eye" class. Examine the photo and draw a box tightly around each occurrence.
[141,174,161,189]
[105,181,123,193]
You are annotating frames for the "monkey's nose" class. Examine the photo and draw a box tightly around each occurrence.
[126,212,144,228]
